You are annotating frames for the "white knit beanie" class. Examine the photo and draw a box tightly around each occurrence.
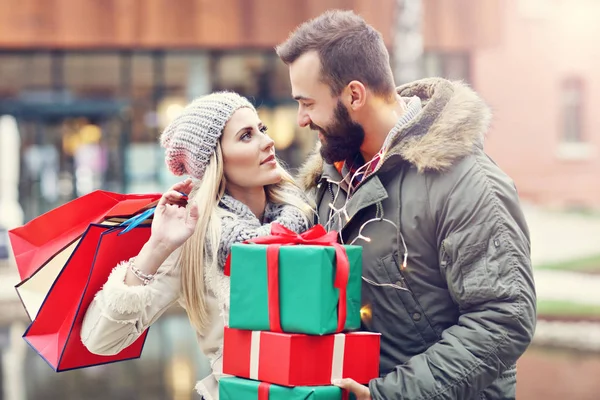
[160,91,256,180]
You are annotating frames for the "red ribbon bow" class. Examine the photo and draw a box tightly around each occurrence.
[225,223,350,333]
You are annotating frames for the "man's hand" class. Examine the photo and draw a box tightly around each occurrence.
[332,378,372,400]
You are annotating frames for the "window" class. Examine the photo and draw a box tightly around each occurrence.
[423,52,471,83]
[0,53,52,96]
[64,54,120,98]
[212,53,268,100]
[561,77,584,143]
[0,55,26,96]
[164,53,211,100]
[556,77,593,161]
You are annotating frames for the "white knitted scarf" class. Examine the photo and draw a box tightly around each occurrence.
[203,192,311,326]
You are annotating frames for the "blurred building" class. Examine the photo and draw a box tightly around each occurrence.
[0,0,394,220]
[0,0,509,220]
[2,1,597,213]
[468,0,600,210]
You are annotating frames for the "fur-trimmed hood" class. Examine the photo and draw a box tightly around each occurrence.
[298,78,492,190]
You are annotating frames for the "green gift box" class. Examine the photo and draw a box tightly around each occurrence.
[219,376,357,400]
[227,225,362,335]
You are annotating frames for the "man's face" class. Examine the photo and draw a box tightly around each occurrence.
[289,51,365,163]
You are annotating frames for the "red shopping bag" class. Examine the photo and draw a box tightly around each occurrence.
[9,190,161,281]
[23,223,152,371]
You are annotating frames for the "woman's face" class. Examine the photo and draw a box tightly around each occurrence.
[220,107,282,191]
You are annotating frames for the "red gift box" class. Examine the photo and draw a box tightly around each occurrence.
[223,327,380,387]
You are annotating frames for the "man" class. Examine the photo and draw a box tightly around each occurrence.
[276,9,536,400]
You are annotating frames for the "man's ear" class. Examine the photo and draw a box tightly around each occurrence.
[346,81,367,111]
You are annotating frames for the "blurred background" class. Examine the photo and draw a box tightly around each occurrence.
[0,0,599,399]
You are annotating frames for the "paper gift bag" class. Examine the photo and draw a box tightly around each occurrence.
[23,223,151,372]
[9,190,160,281]
[219,377,356,400]
[14,220,121,321]
[223,328,380,387]
[226,223,362,335]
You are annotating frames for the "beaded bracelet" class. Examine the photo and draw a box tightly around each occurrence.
[129,257,155,286]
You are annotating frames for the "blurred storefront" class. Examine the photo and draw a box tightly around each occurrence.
[0,0,398,220]
[0,0,499,220]
[0,50,321,220]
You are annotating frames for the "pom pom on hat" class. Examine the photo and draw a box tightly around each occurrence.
[160,91,256,180]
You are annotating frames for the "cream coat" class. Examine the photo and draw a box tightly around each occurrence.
[81,247,229,400]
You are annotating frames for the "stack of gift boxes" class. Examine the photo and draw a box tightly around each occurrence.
[220,224,381,400]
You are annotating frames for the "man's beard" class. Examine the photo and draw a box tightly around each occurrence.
[311,100,365,164]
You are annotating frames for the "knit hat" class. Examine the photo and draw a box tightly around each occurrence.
[160,91,256,180]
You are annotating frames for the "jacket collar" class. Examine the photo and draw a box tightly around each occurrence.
[298,78,492,190]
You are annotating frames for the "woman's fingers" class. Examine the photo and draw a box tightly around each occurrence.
[158,179,192,207]
[170,178,193,195]
[164,190,188,202]
[158,192,181,207]
[180,178,194,194]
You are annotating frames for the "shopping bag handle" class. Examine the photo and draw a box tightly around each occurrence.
[117,191,188,235]
[117,207,156,235]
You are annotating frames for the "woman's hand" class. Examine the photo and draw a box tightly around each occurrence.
[149,178,199,251]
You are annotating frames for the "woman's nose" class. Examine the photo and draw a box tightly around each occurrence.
[262,133,275,150]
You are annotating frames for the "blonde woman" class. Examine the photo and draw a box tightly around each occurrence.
[81,92,313,400]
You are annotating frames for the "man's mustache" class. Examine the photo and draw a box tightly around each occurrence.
[309,122,323,132]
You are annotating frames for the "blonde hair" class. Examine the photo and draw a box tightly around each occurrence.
[179,141,314,333]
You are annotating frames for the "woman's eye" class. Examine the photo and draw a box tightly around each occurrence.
[241,131,252,141]
[260,125,268,134]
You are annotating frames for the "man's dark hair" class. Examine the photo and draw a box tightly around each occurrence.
[276,9,396,98]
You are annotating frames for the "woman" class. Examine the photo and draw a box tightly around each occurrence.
[81,92,314,399]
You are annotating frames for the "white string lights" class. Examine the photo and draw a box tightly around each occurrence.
[324,181,410,292]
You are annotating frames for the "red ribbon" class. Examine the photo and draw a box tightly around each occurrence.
[341,389,350,400]
[225,223,350,333]
[267,244,282,332]
[258,382,270,400]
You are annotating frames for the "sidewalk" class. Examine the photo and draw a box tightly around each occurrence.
[522,204,600,350]
[521,203,600,305]
[534,269,600,305]
[522,203,600,305]
[523,204,600,267]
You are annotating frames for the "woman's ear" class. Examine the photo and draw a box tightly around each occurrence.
[346,81,367,111]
